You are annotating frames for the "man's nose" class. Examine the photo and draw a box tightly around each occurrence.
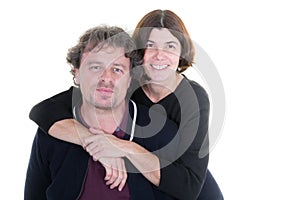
[99,67,112,81]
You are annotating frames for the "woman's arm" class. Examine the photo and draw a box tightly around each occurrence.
[29,87,75,133]
[158,115,209,200]
[49,119,90,145]
[29,87,87,145]
[157,83,210,200]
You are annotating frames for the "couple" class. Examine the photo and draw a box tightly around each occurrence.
[25,9,223,199]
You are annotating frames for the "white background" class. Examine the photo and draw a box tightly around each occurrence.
[1,0,300,199]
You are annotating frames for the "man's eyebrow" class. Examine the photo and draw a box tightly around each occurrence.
[86,61,104,65]
[113,63,127,68]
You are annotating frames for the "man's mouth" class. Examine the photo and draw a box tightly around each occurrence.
[96,87,113,94]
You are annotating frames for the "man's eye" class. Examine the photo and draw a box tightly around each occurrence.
[113,68,123,73]
[90,66,102,71]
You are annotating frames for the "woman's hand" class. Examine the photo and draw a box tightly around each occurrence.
[83,128,128,158]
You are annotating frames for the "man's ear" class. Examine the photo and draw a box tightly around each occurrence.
[127,77,132,89]
[74,68,80,85]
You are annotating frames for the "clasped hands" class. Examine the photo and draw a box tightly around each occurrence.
[81,127,129,191]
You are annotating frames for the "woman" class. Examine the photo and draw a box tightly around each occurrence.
[30,10,223,200]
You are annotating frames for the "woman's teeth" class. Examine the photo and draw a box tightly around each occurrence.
[151,64,168,70]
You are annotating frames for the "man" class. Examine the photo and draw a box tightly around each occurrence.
[24,25,178,199]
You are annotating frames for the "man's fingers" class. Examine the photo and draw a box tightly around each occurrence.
[103,165,112,181]
[108,159,124,189]
[106,168,119,187]
[118,176,127,191]
[118,159,127,191]
[100,158,127,191]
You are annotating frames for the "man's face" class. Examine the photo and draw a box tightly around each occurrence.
[75,45,131,110]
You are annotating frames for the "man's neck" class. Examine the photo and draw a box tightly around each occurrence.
[79,101,127,134]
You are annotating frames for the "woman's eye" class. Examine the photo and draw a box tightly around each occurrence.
[146,43,155,49]
[165,43,178,51]
[167,44,176,49]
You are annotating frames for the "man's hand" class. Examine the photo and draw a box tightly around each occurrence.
[83,128,128,191]
[98,157,127,191]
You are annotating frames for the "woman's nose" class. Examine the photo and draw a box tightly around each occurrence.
[153,48,167,60]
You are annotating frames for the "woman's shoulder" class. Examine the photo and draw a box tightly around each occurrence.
[134,100,177,128]
[179,76,210,103]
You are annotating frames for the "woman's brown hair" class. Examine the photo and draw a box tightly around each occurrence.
[132,9,195,73]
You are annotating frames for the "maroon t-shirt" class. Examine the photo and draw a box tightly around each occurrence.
[74,102,131,199]
[78,158,130,199]
[78,129,130,200]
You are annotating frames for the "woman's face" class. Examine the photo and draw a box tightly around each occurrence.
[143,28,181,83]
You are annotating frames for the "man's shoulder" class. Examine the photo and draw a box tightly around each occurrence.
[34,128,77,148]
